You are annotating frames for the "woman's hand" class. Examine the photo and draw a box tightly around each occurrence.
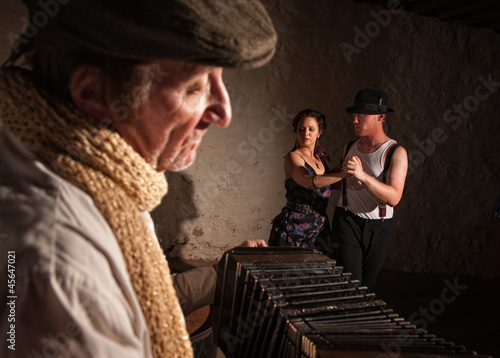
[344,156,365,181]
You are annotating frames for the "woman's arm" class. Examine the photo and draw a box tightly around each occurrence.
[285,151,350,189]
[313,170,351,188]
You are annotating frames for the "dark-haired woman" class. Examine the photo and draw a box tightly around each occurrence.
[269,109,349,252]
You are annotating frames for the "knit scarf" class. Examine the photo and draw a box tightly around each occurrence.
[0,68,193,358]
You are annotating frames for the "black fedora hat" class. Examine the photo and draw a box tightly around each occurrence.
[345,89,394,114]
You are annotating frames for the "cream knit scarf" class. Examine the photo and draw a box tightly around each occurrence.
[0,68,193,358]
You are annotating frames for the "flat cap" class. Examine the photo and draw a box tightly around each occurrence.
[21,0,277,69]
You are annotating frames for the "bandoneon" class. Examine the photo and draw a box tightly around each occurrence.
[211,247,484,358]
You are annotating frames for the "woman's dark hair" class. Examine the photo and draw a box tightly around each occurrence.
[292,108,326,134]
[290,108,327,157]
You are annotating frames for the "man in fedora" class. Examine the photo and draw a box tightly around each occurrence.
[331,89,408,292]
[0,0,275,357]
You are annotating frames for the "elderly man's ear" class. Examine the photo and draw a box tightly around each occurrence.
[70,65,114,121]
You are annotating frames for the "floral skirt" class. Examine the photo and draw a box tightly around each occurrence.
[268,207,331,251]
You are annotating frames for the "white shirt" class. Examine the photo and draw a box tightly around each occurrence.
[0,127,153,357]
[338,139,396,220]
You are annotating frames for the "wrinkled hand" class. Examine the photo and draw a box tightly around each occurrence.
[344,156,365,181]
[239,239,268,248]
[214,240,268,273]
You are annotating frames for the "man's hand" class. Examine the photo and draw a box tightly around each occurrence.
[344,156,366,181]
[239,239,267,248]
[213,240,268,273]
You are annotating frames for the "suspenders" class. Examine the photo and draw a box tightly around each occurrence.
[341,140,400,218]
[382,143,400,183]
[341,140,356,209]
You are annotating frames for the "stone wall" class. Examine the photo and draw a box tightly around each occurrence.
[154,0,500,276]
[1,0,499,275]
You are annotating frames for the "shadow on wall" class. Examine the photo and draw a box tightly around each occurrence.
[151,172,199,257]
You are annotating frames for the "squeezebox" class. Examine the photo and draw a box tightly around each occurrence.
[211,247,484,358]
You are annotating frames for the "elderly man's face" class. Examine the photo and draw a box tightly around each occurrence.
[114,59,232,172]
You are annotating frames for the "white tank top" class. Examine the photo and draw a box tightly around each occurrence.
[337,139,396,219]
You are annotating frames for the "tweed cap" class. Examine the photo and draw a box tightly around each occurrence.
[21,0,277,69]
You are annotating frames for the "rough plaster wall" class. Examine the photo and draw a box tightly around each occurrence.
[1,0,499,275]
[152,0,500,276]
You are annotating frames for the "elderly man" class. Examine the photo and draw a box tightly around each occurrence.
[0,0,276,357]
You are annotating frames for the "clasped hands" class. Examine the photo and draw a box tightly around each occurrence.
[342,156,366,181]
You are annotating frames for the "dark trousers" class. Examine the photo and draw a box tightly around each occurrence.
[331,207,393,292]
